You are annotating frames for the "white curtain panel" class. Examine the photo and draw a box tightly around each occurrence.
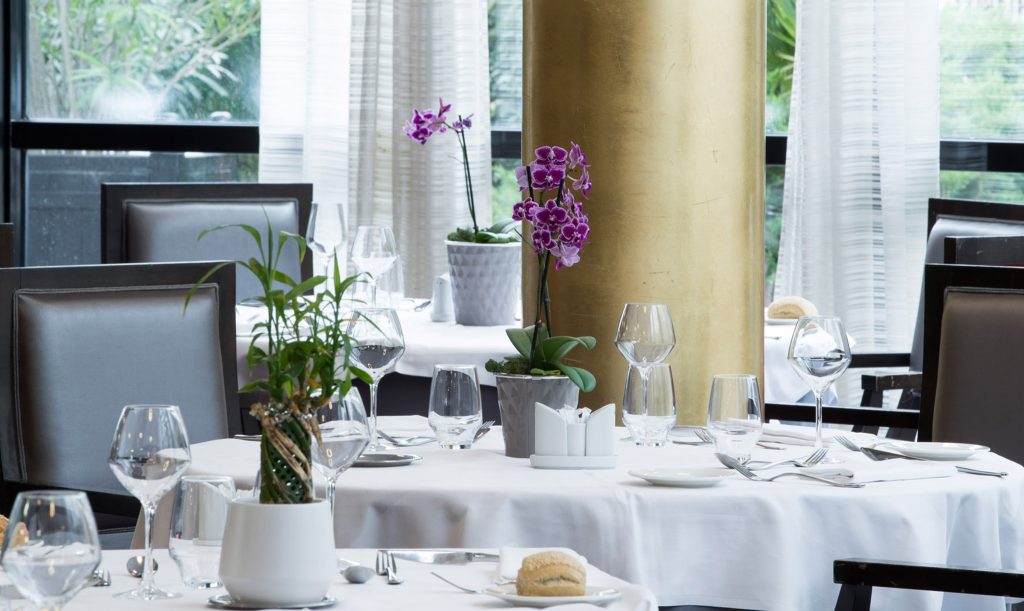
[774,0,940,353]
[260,0,492,297]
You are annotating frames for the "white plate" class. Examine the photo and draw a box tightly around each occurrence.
[483,584,621,608]
[879,441,990,461]
[765,317,798,326]
[628,467,733,488]
[208,595,335,609]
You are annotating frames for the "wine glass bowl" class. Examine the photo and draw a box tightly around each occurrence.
[312,388,371,516]
[351,226,399,306]
[0,491,101,611]
[346,308,405,452]
[787,316,852,462]
[614,303,676,365]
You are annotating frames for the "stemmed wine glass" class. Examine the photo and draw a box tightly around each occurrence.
[787,316,852,464]
[615,303,676,440]
[0,491,101,611]
[306,202,347,286]
[108,404,191,600]
[346,308,405,452]
[312,388,370,521]
[351,226,398,306]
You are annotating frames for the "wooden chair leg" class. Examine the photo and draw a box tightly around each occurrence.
[834,584,872,611]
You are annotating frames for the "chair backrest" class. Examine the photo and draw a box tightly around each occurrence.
[101,183,313,302]
[943,234,1024,266]
[908,198,1024,371]
[0,224,13,268]
[0,262,240,496]
[921,263,1024,463]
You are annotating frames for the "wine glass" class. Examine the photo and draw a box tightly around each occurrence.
[108,404,191,600]
[0,491,101,611]
[787,316,852,463]
[428,365,483,449]
[306,202,347,286]
[615,303,676,365]
[312,388,370,521]
[351,226,398,306]
[346,308,405,452]
[622,363,677,446]
[707,374,763,463]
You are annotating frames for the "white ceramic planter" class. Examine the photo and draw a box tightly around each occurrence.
[219,498,336,606]
[496,374,580,458]
[446,241,521,326]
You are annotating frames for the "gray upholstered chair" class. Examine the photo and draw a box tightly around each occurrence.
[101,182,313,302]
[0,262,239,548]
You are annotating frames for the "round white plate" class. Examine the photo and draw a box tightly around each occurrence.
[208,595,335,609]
[483,584,621,608]
[628,467,733,488]
[353,453,422,468]
[880,441,990,461]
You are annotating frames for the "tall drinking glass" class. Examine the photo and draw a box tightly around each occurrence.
[168,475,236,589]
[787,316,852,463]
[108,404,191,600]
[346,308,405,452]
[0,491,101,611]
[622,363,677,446]
[307,202,348,286]
[351,226,398,306]
[428,365,483,449]
[707,374,763,463]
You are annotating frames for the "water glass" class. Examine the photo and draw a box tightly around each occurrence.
[428,365,483,449]
[615,303,676,365]
[622,363,677,446]
[0,491,101,611]
[169,475,236,589]
[707,374,763,463]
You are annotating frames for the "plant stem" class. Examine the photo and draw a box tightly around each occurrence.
[456,127,479,235]
[528,252,551,371]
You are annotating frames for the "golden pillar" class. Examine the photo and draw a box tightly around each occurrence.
[523,0,765,423]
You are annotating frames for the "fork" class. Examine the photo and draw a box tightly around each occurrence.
[385,552,403,585]
[693,427,714,443]
[431,571,514,594]
[376,430,436,447]
[836,436,1008,478]
[88,568,111,587]
[716,453,864,487]
[749,447,828,470]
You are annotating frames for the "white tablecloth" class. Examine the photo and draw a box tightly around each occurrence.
[169,416,1024,611]
[51,549,655,611]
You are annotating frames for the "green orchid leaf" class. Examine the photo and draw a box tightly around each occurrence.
[556,364,597,392]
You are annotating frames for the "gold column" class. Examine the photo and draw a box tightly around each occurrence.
[523,0,765,423]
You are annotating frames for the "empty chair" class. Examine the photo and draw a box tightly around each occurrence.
[101,182,313,302]
[944,234,1024,266]
[0,262,239,547]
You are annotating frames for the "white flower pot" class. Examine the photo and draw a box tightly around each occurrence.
[496,374,580,458]
[446,241,521,326]
[219,498,336,606]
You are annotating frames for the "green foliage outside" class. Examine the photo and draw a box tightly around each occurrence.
[766,0,795,134]
[29,0,260,121]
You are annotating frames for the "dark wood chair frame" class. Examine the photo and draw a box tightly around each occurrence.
[0,261,240,517]
[0,224,12,268]
[100,182,314,282]
[944,234,1024,267]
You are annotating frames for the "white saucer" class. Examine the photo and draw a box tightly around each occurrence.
[483,584,621,608]
[877,441,990,461]
[207,595,335,609]
[628,467,733,488]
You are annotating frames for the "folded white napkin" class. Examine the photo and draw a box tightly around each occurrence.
[498,547,588,581]
[760,423,876,448]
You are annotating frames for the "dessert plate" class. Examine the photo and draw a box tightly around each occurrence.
[482,584,621,608]
[207,595,336,609]
[628,467,733,488]
[876,441,989,461]
[353,453,422,468]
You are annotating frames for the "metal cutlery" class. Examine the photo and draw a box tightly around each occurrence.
[757,441,789,450]
[376,430,436,447]
[87,568,111,587]
[413,299,432,312]
[385,550,500,565]
[749,447,828,470]
[430,571,514,594]
[693,428,714,443]
[375,550,389,576]
[385,552,403,585]
[474,421,495,442]
[835,436,1008,478]
[716,453,864,487]
[233,434,262,441]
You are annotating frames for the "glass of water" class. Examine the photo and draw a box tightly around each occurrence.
[707,374,763,463]
[428,365,483,449]
[169,475,236,589]
[622,363,677,446]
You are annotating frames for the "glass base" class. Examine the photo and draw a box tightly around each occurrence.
[633,439,668,448]
[819,454,842,465]
[183,578,223,590]
[114,586,181,600]
[365,441,391,453]
[438,442,472,450]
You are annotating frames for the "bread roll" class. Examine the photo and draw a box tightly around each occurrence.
[516,551,586,597]
[767,296,818,319]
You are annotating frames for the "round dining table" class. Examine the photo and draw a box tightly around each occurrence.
[155,416,1024,611]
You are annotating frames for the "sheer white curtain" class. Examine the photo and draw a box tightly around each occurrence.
[259,0,492,297]
[774,0,940,353]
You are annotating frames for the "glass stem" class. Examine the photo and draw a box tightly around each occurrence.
[369,380,380,448]
[326,477,337,544]
[814,389,824,451]
[370,278,378,307]
[142,503,156,593]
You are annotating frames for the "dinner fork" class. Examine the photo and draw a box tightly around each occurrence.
[376,430,436,447]
[836,436,1008,478]
[716,453,865,487]
[430,571,514,594]
[749,447,828,470]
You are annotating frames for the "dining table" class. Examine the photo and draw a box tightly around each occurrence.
[147,416,1024,611]
[24,548,657,611]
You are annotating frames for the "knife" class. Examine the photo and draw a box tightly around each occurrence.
[385,550,499,565]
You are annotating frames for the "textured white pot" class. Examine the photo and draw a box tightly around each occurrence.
[219,498,336,606]
[446,241,521,326]
[496,374,580,458]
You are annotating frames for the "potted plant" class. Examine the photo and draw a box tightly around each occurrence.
[404,98,521,326]
[187,223,367,606]
[485,142,596,457]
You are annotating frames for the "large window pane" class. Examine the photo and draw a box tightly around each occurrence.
[491,158,520,221]
[940,170,1024,203]
[940,1,1024,140]
[765,165,785,301]
[25,150,257,265]
[28,0,260,121]
[766,0,795,135]
[489,0,522,131]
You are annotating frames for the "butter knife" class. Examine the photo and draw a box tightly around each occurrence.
[386,550,499,565]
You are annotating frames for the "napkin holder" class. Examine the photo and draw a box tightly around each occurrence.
[529,402,617,469]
